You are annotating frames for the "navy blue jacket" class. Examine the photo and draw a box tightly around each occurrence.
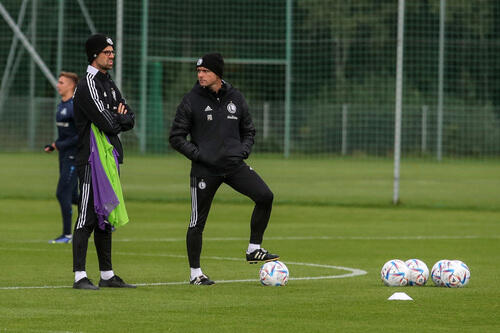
[55,98,78,160]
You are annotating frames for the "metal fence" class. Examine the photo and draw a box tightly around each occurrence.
[0,0,499,159]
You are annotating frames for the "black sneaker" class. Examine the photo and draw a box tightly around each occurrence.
[190,274,215,285]
[73,277,99,290]
[99,275,136,288]
[246,248,280,264]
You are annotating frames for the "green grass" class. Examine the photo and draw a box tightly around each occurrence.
[0,153,499,332]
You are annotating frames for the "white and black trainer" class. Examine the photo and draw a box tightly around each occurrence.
[246,248,280,264]
[190,274,215,285]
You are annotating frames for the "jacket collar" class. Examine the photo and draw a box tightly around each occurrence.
[87,65,99,75]
[87,65,110,81]
[193,80,231,99]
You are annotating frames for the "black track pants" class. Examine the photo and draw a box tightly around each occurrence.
[187,164,274,268]
[72,164,113,272]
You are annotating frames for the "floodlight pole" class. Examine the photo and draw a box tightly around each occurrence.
[393,0,405,205]
[437,0,445,161]
[56,0,64,76]
[28,0,38,150]
[284,0,292,158]
[139,0,148,153]
[115,0,123,90]
[54,0,64,142]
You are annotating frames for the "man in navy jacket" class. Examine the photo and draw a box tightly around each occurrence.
[45,72,79,244]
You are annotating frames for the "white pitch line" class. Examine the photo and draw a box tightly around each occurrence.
[115,252,368,280]
[0,329,82,333]
[0,254,367,290]
[3,234,496,244]
[112,235,498,242]
[0,285,71,290]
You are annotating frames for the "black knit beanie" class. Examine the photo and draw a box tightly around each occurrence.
[85,34,114,64]
[196,53,224,78]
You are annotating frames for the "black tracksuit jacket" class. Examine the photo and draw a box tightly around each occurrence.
[169,81,256,176]
[73,65,135,167]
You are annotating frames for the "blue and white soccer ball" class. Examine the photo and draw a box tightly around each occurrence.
[405,259,429,286]
[431,259,449,287]
[259,260,289,286]
[440,260,471,288]
[381,259,410,287]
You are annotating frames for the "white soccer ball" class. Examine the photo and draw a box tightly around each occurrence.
[441,260,471,288]
[259,261,289,286]
[381,259,410,287]
[431,259,449,287]
[405,259,429,286]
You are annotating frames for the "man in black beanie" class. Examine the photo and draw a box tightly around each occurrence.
[85,33,115,68]
[72,33,136,289]
[169,53,279,285]
[196,53,224,78]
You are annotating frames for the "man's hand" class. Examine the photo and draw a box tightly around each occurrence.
[117,103,128,114]
[44,143,57,153]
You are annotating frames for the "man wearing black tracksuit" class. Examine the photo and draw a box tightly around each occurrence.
[169,53,279,285]
[72,33,135,290]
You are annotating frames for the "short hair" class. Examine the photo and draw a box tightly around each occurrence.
[59,71,79,86]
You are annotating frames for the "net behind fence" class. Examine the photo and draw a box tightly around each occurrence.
[0,0,499,158]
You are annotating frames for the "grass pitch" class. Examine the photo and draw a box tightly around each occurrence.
[0,153,499,332]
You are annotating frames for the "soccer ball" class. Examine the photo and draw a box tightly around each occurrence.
[259,261,289,286]
[380,259,410,287]
[440,260,471,288]
[405,259,429,286]
[431,259,449,287]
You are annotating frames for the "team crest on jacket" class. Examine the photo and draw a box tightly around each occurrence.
[227,102,237,114]
[198,180,206,190]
